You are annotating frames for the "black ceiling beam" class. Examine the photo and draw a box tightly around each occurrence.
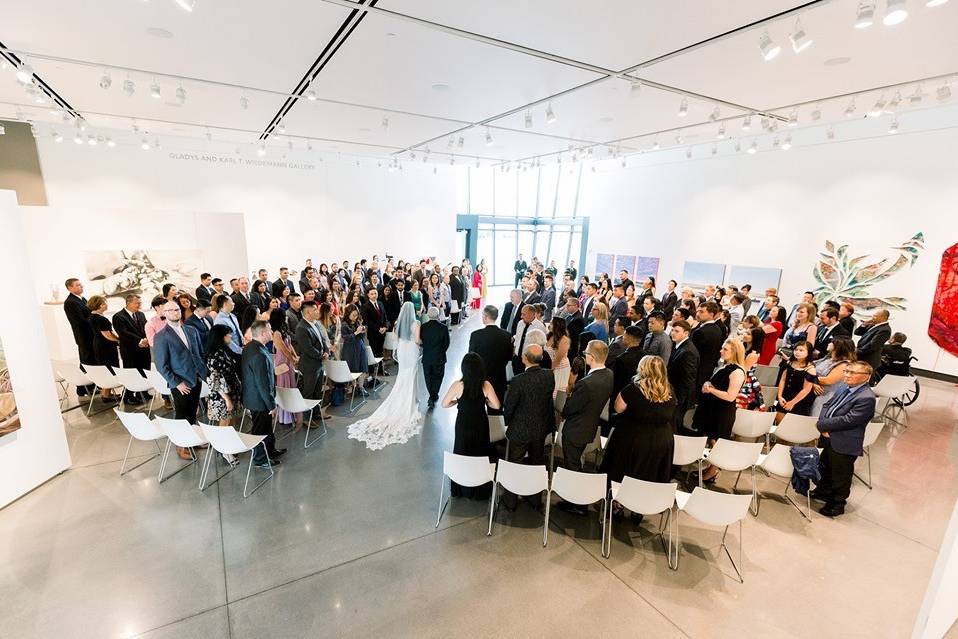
[0,40,82,120]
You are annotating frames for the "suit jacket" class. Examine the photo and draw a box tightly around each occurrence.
[64,293,95,363]
[757,305,771,322]
[612,346,644,400]
[817,383,877,456]
[241,341,276,412]
[448,276,465,305]
[153,324,208,389]
[855,322,891,370]
[814,323,850,357]
[661,291,678,317]
[361,300,388,334]
[668,339,700,412]
[503,366,555,444]
[541,287,557,322]
[112,308,151,370]
[249,291,270,313]
[500,301,519,334]
[606,335,627,364]
[522,290,542,306]
[469,325,513,396]
[691,321,723,392]
[295,320,329,384]
[642,330,673,363]
[272,278,296,298]
[420,319,451,366]
[286,308,302,346]
[184,315,212,355]
[384,294,402,325]
[581,296,598,322]
[231,291,251,315]
[838,315,856,336]
[561,368,614,446]
[566,312,585,357]
[610,297,629,322]
[195,284,215,303]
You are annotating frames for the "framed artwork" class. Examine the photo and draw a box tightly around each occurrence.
[613,255,637,281]
[595,253,615,277]
[727,265,783,294]
[83,249,202,312]
[636,256,661,281]
[682,261,726,292]
[0,335,19,438]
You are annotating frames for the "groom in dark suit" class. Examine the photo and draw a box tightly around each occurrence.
[362,288,389,376]
[63,278,96,395]
[242,321,284,467]
[421,307,451,408]
[470,305,513,414]
[112,294,151,404]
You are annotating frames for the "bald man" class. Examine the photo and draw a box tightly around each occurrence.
[854,309,891,379]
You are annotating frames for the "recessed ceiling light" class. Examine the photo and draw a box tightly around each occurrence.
[146,27,174,39]
[883,0,909,25]
[824,57,852,66]
[431,83,450,91]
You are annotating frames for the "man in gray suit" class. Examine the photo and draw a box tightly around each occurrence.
[561,340,614,475]
[242,321,283,467]
[641,312,672,362]
[295,301,330,411]
[503,344,556,466]
[811,362,877,517]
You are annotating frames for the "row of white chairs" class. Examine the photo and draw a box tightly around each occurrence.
[437,453,753,582]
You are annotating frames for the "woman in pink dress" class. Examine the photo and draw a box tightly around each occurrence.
[470,267,483,310]
[269,309,301,428]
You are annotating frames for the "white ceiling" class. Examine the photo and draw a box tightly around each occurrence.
[1,0,955,162]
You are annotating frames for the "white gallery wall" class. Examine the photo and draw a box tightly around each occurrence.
[33,139,458,273]
[580,107,958,375]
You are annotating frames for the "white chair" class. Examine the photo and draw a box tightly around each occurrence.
[436,452,496,527]
[449,300,461,315]
[145,368,170,417]
[544,467,608,549]
[383,331,399,367]
[854,420,886,489]
[114,409,166,477]
[605,478,677,566]
[675,487,753,582]
[365,343,386,392]
[487,460,549,539]
[154,417,207,484]
[673,435,708,488]
[469,286,481,300]
[770,413,820,445]
[760,386,778,410]
[112,368,153,412]
[324,359,365,414]
[83,365,124,415]
[276,386,327,448]
[753,365,779,387]
[488,415,506,444]
[703,439,764,515]
[872,374,918,407]
[52,360,92,404]
[757,444,812,520]
[731,408,775,448]
[200,424,273,498]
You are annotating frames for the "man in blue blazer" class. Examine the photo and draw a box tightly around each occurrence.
[153,301,209,459]
[812,362,877,517]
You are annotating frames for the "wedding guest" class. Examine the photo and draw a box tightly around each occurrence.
[814,307,849,358]
[667,320,700,432]
[759,306,786,365]
[541,274,557,322]
[838,302,857,335]
[145,295,169,347]
[811,336,857,417]
[736,351,766,411]
[162,283,179,301]
[204,324,242,466]
[692,339,746,482]
[362,288,389,378]
[270,309,301,429]
[421,307,451,408]
[511,305,546,375]
[640,311,672,362]
[113,294,150,404]
[469,305,513,413]
[242,320,284,467]
[691,301,724,397]
[611,326,644,401]
[503,344,555,470]
[739,315,765,357]
[607,317,629,363]
[559,340,613,496]
[500,289,523,335]
[285,293,303,345]
[87,295,120,376]
[408,279,425,317]
[212,294,243,356]
[584,302,610,342]
[855,309,892,375]
[272,266,296,298]
[185,301,213,355]
[341,304,369,384]
[661,280,679,317]
[195,273,215,304]
[63,279,96,388]
[774,340,818,424]
[231,277,252,315]
[449,266,466,325]
[382,284,402,327]
[783,303,818,354]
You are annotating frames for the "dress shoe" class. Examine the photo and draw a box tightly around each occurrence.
[809,490,831,502]
[255,459,279,468]
[101,395,119,404]
[177,447,193,460]
[271,448,287,458]
[381,370,390,377]
[557,501,589,516]
[819,503,845,518]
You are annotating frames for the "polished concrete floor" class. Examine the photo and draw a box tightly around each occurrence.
[2,310,957,638]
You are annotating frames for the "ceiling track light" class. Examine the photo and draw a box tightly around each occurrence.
[716,123,726,139]
[99,71,112,90]
[855,1,877,27]
[787,109,799,127]
[447,136,454,149]
[758,30,781,61]
[381,115,389,130]
[782,135,793,150]
[747,139,758,154]
[711,144,718,156]
[524,110,533,129]
[888,117,900,134]
[887,91,903,110]
[675,131,684,145]
[306,90,317,101]
[175,0,196,12]
[485,128,493,146]
[277,122,286,134]
[685,148,693,159]
[630,79,641,95]
[826,126,836,140]
[106,137,115,148]
[760,116,770,130]
[867,94,888,117]
[150,81,161,99]
[937,81,952,102]
[239,95,249,109]
[123,79,135,96]
[789,18,813,53]
[772,137,781,149]
[651,138,660,150]
[53,131,63,143]
[742,114,752,130]
[844,97,857,117]
[87,135,97,146]
[545,103,556,124]
[811,103,822,120]
[15,62,34,84]
[257,142,266,156]
[909,86,923,105]
[708,106,720,122]
[883,0,909,25]
[176,85,186,105]
[678,98,688,117]
[457,136,464,149]
[153,137,161,150]
[926,0,949,5]
[74,132,84,145]
[734,140,742,153]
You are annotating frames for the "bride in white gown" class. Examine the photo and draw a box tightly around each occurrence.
[347,301,426,450]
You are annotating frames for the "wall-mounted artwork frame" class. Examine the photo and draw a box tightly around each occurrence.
[682,261,727,292]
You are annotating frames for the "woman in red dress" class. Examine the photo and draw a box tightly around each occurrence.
[470,266,483,310]
[759,306,786,365]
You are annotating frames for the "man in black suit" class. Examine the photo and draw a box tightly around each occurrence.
[112,294,150,404]
[541,273,557,322]
[242,320,284,467]
[691,302,723,399]
[606,317,629,364]
[195,273,215,304]
[185,301,214,355]
[814,307,850,358]
[386,278,404,325]
[513,254,528,288]
[580,283,600,322]
[63,278,96,396]
[661,279,679,318]
[272,266,296,298]
[560,341,614,508]
[563,297,586,358]
[421,307,451,408]
[609,284,629,324]
[299,267,315,297]
[361,288,388,378]
[499,289,523,335]
[612,326,644,400]
[855,309,892,379]
[668,320,700,433]
[503,344,555,467]
[521,277,542,306]
[618,270,635,294]
[295,301,331,410]
[811,362,877,517]
[471,305,516,414]
[231,277,252,315]
[448,266,466,325]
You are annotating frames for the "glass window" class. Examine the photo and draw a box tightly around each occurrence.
[477,228,494,275]
[556,164,581,217]
[494,171,517,217]
[537,164,560,218]
[517,229,534,271]
[534,229,551,266]
[517,167,538,217]
[494,225,517,286]
[569,231,583,273]
[470,168,493,214]
[550,230,571,268]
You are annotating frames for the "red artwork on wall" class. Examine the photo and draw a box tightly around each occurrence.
[929,243,958,356]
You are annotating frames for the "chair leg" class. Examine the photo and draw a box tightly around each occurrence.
[720,522,745,583]
[603,498,614,558]
[854,447,873,489]
[157,440,172,483]
[119,435,134,475]
[304,406,328,449]
[486,481,499,536]
[87,386,98,415]
[199,446,214,490]
[158,442,197,484]
[543,488,553,547]
[671,511,681,570]
[665,508,678,570]
[600,497,610,558]
[749,467,759,516]
[243,443,274,498]
[697,458,703,488]
[119,436,160,476]
[147,393,155,417]
[782,481,812,521]
[435,475,448,528]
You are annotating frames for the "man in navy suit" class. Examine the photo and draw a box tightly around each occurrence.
[812,362,877,517]
[153,301,208,460]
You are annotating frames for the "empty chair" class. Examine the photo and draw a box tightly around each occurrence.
[365,343,386,391]
[488,415,506,444]
[854,420,886,489]
[114,409,166,477]
[757,444,811,520]
[487,459,549,539]
[753,365,779,387]
[383,331,399,366]
[872,395,892,424]
[145,368,171,417]
[675,487,753,582]
[731,408,775,447]
[605,477,677,566]
[200,424,273,498]
[703,439,764,514]
[52,360,92,403]
[771,413,820,445]
[449,299,461,315]
[154,417,207,484]
[436,452,496,527]
[83,365,123,415]
[673,435,708,488]
[872,373,918,405]
[544,467,608,550]
[276,386,327,448]
[324,359,365,414]
[112,368,152,411]
[760,386,778,410]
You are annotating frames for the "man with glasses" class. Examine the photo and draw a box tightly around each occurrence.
[812,362,877,517]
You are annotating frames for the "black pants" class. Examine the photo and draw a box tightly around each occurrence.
[504,437,546,508]
[171,382,202,424]
[451,311,461,325]
[423,362,445,402]
[249,409,277,464]
[817,437,856,507]
[563,439,587,472]
[300,371,324,402]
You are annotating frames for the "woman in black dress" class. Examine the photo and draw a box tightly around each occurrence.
[87,295,120,402]
[441,353,501,499]
[774,340,817,424]
[340,304,369,378]
[692,338,747,482]
[601,355,677,485]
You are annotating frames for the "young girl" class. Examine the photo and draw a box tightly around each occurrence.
[774,340,817,424]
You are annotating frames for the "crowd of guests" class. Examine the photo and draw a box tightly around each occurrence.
[446,263,898,519]
[61,256,480,465]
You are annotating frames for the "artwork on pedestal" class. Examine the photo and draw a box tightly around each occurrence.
[0,336,20,438]
[682,261,727,293]
[929,242,958,357]
[811,232,924,318]
[83,249,202,311]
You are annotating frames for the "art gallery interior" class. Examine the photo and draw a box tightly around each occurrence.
[1,1,958,637]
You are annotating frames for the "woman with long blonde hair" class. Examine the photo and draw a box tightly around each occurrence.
[691,338,747,483]
[601,355,678,505]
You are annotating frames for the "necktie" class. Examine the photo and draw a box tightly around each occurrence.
[516,323,528,356]
[826,387,854,418]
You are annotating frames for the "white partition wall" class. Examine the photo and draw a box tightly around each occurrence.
[0,190,72,508]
